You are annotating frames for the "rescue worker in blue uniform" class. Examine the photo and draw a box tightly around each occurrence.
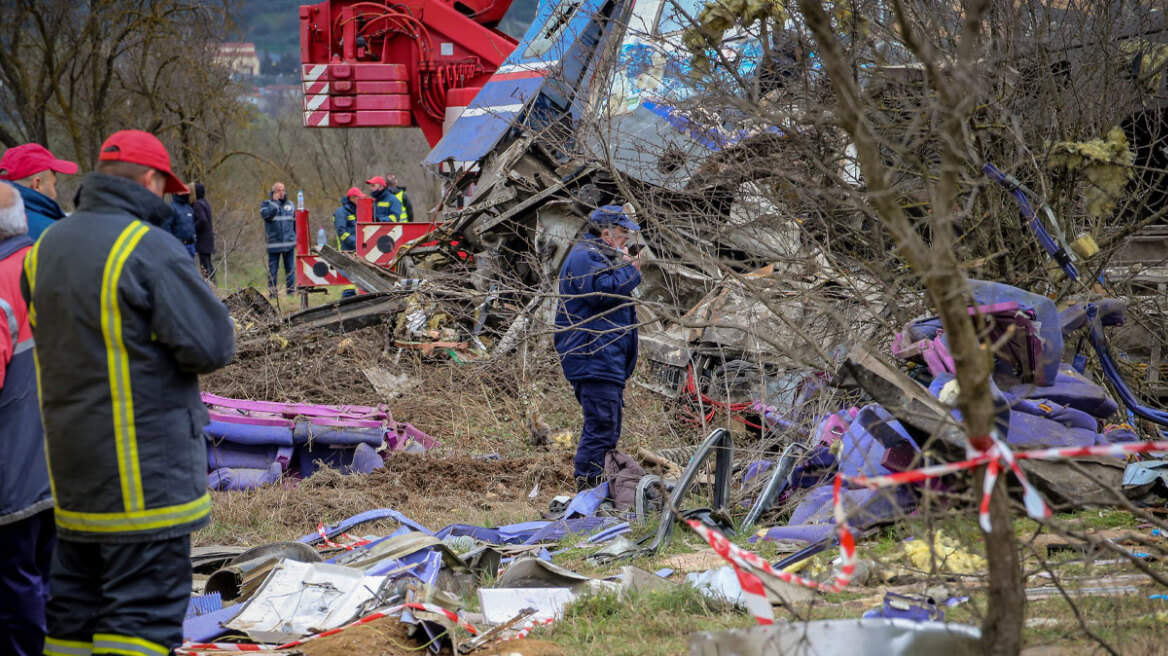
[0,183,54,656]
[164,190,197,257]
[366,175,403,223]
[333,186,365,252]
[333,186,365,298]
[260,182,297,296]
[23,130,235,656]
[554,204,642,490]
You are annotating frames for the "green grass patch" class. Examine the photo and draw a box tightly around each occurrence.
[546,586,752,656]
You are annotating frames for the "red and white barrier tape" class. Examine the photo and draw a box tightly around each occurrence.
[315,521,372,551]
[502,616,555,641]
[689,435,1168,624]
[180,603,477,653]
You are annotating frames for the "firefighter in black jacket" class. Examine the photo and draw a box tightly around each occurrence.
[22,130,235,655]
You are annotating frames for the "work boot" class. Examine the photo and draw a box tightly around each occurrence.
[575,476,599,493]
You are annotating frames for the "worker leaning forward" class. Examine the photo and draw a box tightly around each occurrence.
[23,130,235,655]
[554,204,642,491]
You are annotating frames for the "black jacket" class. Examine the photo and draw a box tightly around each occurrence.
[21,173,236,543]
[193,183,214,254]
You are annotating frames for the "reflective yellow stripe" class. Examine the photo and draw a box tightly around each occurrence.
[44,637,93,656]
[93,634,167,656]
[55,493,211,533]
[23,238,42,326]
[394,191,408,221]
[100,222,150,512]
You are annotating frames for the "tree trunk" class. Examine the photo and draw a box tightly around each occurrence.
[982,474,1025,655]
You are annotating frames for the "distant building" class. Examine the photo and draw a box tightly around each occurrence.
[215,42,261,77]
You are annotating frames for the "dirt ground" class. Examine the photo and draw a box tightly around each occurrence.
[297,617,430,656]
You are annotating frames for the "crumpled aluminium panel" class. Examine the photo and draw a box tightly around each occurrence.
[689,619,981,656]
[224,560,387,643]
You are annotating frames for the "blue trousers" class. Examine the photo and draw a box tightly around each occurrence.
[45,534,191,655]
[267,249,295,295]
[0,509,55,656]
[572,380,625,486]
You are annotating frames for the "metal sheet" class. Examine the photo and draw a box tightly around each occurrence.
[689,619,981,656]
[224,560,387,643]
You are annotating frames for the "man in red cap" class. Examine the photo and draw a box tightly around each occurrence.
[22,129,236,656]
[0,143,78,240]
[365,174,403,222]
[333,186,366,252]
[332,186,367,298]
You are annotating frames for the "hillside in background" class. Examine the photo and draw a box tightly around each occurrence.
[235,0,540,58]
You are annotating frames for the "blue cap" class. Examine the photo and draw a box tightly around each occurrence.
[589,204,640,231]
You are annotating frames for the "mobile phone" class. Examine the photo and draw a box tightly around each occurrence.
[627,244,644,256]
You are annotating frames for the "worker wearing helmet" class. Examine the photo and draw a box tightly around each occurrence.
[554,204,642,491]
[384,173,413,222]
[365,175,403,223]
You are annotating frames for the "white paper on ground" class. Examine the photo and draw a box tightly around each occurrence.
[225,559,387,643]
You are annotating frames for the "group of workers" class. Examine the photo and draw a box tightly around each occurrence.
[260,174,413,297]
[0,130,645,655]
[0,132,235,656]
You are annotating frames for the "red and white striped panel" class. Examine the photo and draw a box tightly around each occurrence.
[359,224,405,266]
[301,63,409,82]
[295,254,351,287]
[302,95,411,112]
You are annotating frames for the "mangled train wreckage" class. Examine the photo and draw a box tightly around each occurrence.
[286,0,1168,418]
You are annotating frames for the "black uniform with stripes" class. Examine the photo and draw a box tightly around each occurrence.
[21,173,236,656]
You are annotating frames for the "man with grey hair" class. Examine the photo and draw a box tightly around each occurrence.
[0,181,54,656]
[260,182,297,296]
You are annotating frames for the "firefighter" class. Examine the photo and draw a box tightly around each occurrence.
[384,173,414,222]
[24,130,235,656]
[365,175,403,223]
[0,183,53,656]
[554,204,642,490]
[333,186,365,252]
[332,187,365,299]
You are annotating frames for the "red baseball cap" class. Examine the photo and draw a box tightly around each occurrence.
[365,175,387,187]
[346,186,368,199]
[98,130,188,194]
[0,143,79,181]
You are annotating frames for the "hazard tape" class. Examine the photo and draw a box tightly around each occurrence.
[179,603,478,653]
[502,617,555,641]
[315,521,372,551]
[689,435,1168,624]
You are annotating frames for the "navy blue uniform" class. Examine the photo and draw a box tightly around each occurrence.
[260,193,297,294]
[23,173,235,655]
[333,197,357,251]
[554,234,641,485]
[370,187,403,223]
[164,194,196,257]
